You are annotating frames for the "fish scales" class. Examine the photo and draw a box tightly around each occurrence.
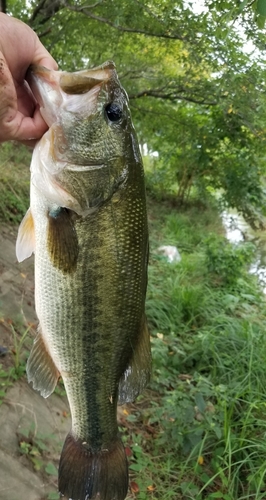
[33,180,147,444]
[16,61,150,500]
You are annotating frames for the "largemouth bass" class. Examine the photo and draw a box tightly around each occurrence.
[16,62,150,500]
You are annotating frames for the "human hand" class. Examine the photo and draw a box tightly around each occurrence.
[0,13,57,145]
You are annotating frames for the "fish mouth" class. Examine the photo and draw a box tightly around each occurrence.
[28,62,116,127]
[29,62,114,94]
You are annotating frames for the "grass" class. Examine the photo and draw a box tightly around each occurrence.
[17,423,61,499]
[0,142,31,223]
[0,318,35,404]
[1,144,266,498]
[10,323,32,376]
[121,199,266,500]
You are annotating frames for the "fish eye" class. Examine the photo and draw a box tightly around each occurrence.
[105,103,123,122]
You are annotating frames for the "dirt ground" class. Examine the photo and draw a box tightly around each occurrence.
[0,225,82,500]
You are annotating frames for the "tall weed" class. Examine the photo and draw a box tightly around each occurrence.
[127,199,266,499]
[0,143,30,223]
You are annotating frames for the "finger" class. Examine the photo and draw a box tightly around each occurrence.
[38,55,58,70]
[16,79,36,117]
[6,105,49,143]
[32,40,58,71]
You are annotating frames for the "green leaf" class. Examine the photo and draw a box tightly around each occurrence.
[19,428,30,438]
[47,492,60,500]
[29,446,40,457]
[129,463,143,472]
[138,493,147,500]
[45,462,58,476]
[257,0,266,16]
[257,14,266,28]
[238,0,249,13]
[195,393,206,413]
[35,439,48,451]
[200,472,212,484]
[208,492,225,498]
[32,457,43,471]
[213,426,222,440]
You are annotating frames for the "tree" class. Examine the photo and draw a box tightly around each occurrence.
[4,0,266,224]
[0,0,6,13]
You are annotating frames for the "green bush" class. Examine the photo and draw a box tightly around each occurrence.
[125,200,266,500]
[204,235,256,286]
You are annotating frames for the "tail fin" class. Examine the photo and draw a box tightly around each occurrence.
[58,432,128,500]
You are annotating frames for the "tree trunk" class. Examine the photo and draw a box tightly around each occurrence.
[0,0,6,13]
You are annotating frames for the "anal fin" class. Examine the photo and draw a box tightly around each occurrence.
[118,316,151,405]
[27,329,60,398]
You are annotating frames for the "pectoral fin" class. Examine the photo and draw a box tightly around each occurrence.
[47,207,79,273]
[118,316,151,405]
[27,329,60,398]
[16,208,35,262]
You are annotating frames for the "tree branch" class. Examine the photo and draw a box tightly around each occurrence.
[129,88,218,106]
[38,27,52,38]
[30,0,46,22]
[29,0,64,26]
[130,103,194,128]
[132,0,170,31]
[64,1,187,41]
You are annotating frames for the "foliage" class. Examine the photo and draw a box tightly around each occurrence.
[10,323,31,375]
[119,199,266,500]
[206,0,266,32]
[0,143,30,223]
[18,424,60,498]
[0,314,32,402]
[204,236,256,285]
[0,364,17,403]
[2,1,266,225]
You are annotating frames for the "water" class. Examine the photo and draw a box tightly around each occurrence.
[221,211,247,244]
[222,210,266,291]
